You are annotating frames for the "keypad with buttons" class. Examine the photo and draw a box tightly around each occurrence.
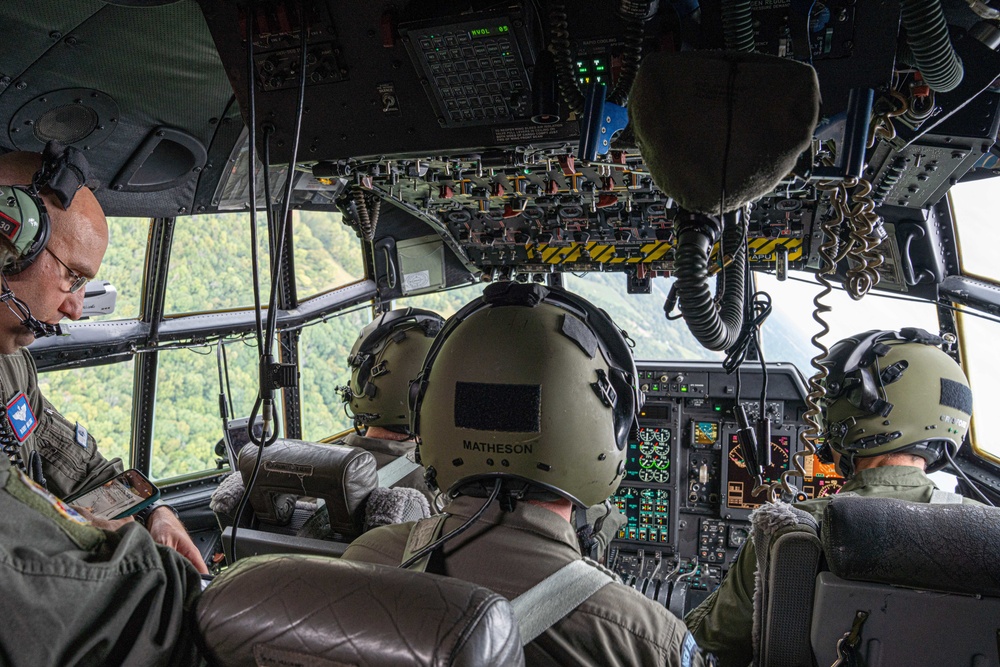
[405,18,532,127]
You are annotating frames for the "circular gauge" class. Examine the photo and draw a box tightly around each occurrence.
[654,452,670,470]
[652,469,670,483]
[638,427,653,442]
[639,442,658,456]
[653,429,671,443]
[639,454,656,468]
[639,469,655,482]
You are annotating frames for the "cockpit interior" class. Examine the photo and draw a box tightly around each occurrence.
[3,0,1000,664]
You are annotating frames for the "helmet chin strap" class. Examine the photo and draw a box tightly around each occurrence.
[0,278,62,338]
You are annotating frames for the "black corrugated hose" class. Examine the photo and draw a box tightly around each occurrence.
[671,211,747,351]
[721,0,755,52]
[900,0,963,93]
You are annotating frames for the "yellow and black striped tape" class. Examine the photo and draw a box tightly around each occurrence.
[526,237,802,265]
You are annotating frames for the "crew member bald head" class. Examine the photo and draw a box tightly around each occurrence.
[0,151,108,353]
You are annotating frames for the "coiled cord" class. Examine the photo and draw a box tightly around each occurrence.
[844,178,886,299]
[352,187,379,242]
[548,2,585,115]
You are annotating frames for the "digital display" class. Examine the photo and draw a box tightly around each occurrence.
[725,434,790,511]
[624,427,671,482]
[801,453,845,499]
[613,486,671,543]
[576,54,610,85]
[638,403,670,421]
[469,24,510,39]
[692,420,719,448]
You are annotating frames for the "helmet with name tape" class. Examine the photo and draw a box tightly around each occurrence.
[411,282,642,507]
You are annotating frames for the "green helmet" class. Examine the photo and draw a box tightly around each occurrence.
[341,308,444,432]
[411,282,642,507]
[820,328,973,476]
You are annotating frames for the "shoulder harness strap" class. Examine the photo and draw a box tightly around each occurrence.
[401,513,449,573]
[377,455,422,488]
[510,557,616,645]
[930,488,963,504]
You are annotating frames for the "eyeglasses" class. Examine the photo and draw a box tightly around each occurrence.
[45,247,88,294]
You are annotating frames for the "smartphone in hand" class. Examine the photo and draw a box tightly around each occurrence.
[66,469,160,520]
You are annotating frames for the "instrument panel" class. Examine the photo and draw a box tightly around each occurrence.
[608,361,845,615]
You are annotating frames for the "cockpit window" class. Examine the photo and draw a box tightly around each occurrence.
[164,212,272,315]
[958,312,1000,462]
[293,210,366,298]
[755,273,939,379]
[298,308,371,440]
[951,179,999,282]
[395,281,485,317]
[563,273,726,363]
[88,217,148,321]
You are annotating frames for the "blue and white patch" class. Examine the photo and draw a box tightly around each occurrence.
[75,422,88,449]
[6,392,37,442]
[681,631,699,667]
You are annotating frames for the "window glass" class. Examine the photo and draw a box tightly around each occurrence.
[89,217,149,321]
[151,339,279,480]
[294,210,366,297]
[756,272,939,378]
[396,281,485,317]
[298,308,371,440]
[564,273,727,362]
[164,212,271,314]
[951,179,1000,281]
[37,360,134,467]
[957,311,1000,461]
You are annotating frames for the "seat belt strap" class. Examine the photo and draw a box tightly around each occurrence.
[377,456,422,488]
[511,558,614,645]
[401,513,448,573]
[930,488,963,504]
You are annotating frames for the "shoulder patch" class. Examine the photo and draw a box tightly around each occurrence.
[681,631,699,667]
[5,466,104,550]
[6,392,37,442]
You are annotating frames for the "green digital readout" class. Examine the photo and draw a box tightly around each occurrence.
[469,24,510,39]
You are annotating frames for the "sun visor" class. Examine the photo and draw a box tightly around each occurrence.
[629,51,820,214]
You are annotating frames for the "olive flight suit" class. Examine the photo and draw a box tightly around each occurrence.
[343,494,711,667]
[684,465,982,667]
[0,455,202,666]
[0,349,122,498]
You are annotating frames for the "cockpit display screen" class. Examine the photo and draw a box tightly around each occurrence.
[801,453,845,499]
[612,486,671,544]
[725,433,791,512]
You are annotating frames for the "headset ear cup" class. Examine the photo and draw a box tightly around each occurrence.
[0,186,50,274]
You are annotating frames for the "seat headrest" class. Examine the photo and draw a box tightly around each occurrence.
[196,555,525,667]
[239,439,378,538]
[822,495,1000,597]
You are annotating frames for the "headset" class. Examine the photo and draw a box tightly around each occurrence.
[0,141,93,337]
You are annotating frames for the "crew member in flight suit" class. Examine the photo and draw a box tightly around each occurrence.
[0,147,202,667]
[337,307,445,505]
[342,282,713,667]
[685,328,982,667]
[0,147,208,574]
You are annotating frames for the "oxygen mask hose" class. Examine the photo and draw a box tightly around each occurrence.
[671,210,747,351]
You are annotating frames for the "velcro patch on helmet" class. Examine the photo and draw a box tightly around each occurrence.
[560,313,597,358]
[940,378,972,415]
[454,382,541,432]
